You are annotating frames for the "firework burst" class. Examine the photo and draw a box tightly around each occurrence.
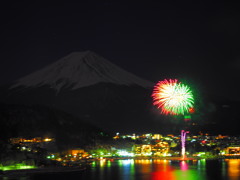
[152,79,194,115]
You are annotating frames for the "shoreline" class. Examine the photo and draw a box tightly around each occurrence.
[1,166,86,178]
[93,155,240,161]
[1,155,239,177]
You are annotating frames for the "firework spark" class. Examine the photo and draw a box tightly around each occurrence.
[152,79,194,115]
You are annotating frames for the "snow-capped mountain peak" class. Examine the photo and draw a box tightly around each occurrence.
[11,51,154,91]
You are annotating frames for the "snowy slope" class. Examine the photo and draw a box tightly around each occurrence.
[11,51,154,91]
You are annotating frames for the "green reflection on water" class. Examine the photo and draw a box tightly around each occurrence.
[0,163,36,171]
[221,159,227,178]
[130,160,135,176]
[118,159,123,167]
[92,161,96,167]
[107,160,111,167]
[200,159,206,165]
[174,169,206,180]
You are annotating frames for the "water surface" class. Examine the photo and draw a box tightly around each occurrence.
[2,159,240,180]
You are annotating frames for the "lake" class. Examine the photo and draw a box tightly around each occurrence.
[2,158,240,180]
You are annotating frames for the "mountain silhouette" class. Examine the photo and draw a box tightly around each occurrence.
[11,51,153,91]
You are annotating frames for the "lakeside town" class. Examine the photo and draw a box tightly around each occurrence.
[1,132,240,172]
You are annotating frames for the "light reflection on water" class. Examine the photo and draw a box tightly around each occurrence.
[1,159,240,180]
[89,158,240,180]
[225,159,240,180]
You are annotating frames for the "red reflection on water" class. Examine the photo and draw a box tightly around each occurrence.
[151,161,175,180]
[151,161,189,179]
[151,169,175,180]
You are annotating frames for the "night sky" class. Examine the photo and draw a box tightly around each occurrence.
[1,1,240,101]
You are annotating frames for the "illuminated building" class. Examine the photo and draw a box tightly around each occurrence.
[152,134,162,140]
[9,137,56,153]
[133,145,142,155]
[225,146,240,156]
[10,137,54,144]
[151,141,170,156]
[69,149,85,156]
[141,145,152,155]
[133,144,151,156]
[133,141,169,156]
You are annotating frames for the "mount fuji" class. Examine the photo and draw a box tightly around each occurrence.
[11,51,153,91]
[1,51,169,133]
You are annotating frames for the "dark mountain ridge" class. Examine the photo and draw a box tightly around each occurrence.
[0,103,105,150]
